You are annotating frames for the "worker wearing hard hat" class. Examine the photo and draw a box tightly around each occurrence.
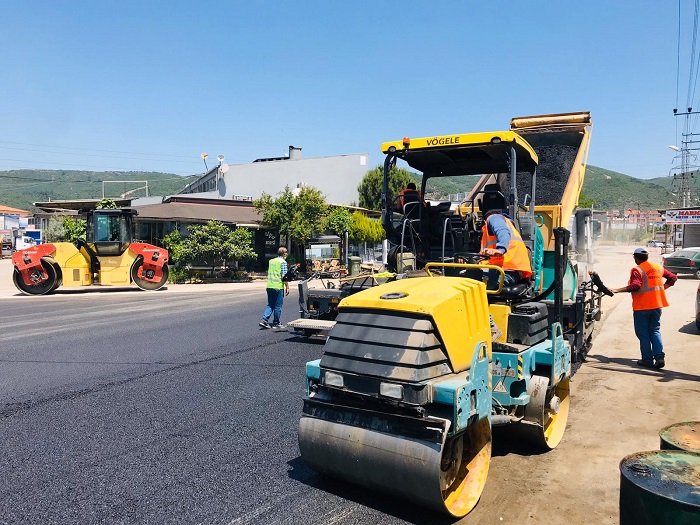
[611,247,677,369]
[478,184,532,287]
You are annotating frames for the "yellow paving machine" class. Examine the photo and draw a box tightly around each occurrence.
[299,113,612,517]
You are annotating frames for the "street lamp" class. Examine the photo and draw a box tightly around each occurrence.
[669,145,681,151]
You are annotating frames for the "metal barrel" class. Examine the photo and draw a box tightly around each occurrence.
[660,421,700,453]
[619,450,700,525]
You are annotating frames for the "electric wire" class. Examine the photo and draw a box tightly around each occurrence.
[0,157,202,176]
[0,145,202,165]
[0,140,199,160]
[677,0,682,145]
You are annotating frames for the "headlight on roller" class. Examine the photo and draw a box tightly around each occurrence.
[379,382,403,400]
[324,371,344,388]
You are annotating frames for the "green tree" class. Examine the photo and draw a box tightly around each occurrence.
[164,222,256,275]
[96,198,119,209]
[62,216,86,242]
[44,219,66,242]
[324,206,353,237]
[357,165,416,210]
[254,185,328,245]
[578,192,595,209]
[186,221,256,273]
[349,212,385,245]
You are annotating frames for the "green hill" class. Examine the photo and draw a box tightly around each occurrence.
[582,166,677,210]
[0,166,694,214]
[0,170,198,212]
[415,165,687,211]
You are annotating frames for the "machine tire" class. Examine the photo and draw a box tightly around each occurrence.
[130,257,168,291]
[695,268,700,280]
[522,374,570,450]
[43,257,63,291]
[13,258,58,296]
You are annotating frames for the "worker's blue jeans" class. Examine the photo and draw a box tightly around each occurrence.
[263,288,284,325]
[633,308,664,362]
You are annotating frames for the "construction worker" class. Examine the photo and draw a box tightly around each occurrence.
[611,247,676,369]
[259,246,290,330]
[397,182,423,215]
[479,185,532,287]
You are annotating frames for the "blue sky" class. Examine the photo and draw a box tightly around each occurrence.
[0,1,695,182]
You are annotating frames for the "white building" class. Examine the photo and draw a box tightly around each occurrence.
[179,146,369,205]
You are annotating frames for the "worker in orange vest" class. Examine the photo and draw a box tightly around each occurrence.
[397,182,423,213]
[478,184,532,288]
[611,247,677,369]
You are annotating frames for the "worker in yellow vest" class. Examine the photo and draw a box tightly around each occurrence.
[259,246,290,330]
[611,247,677,369]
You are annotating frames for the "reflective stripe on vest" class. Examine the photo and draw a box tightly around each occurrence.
[267,257,285,290]
[630,261,668,311]
[481,216,532,276]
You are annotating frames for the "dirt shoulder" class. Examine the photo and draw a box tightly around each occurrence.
[465,243,699,524]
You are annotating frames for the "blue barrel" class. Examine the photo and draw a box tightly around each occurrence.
[619,450,700,525]
[660,421,700,453]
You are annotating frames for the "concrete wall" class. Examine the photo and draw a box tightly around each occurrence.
[181,152,369,205]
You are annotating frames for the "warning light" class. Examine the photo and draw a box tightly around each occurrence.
[402,137,411,148]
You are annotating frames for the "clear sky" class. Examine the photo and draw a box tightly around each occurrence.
[0,1,696,182]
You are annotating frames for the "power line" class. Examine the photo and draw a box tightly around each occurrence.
[0,140,198,159]
[0,157,200,175]
[677,0,682,145]
[0,145,202,165]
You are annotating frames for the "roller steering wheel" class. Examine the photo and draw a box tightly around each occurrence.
[452,252,490,264]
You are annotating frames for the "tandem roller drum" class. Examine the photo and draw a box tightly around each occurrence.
[299,405,491,518]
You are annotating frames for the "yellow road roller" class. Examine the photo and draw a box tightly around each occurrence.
[299,260,573,517]
[12,208,168,295]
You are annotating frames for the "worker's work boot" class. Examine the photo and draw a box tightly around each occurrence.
[636,359,654,368]
[653,357,665,369]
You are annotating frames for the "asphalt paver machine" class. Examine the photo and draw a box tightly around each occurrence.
[298,115,612,517]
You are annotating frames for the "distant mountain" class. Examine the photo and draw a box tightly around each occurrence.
[0,166,694,214]
[582,166,677,210]
[420,165,689,211]
[0,170,198,212]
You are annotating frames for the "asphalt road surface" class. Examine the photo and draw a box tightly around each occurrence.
[0,286,454,525]
[1,246,698,525]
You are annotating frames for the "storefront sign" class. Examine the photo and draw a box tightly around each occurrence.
[665,209,700,224]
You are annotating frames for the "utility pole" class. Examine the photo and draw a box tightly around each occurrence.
[671,108,698,207]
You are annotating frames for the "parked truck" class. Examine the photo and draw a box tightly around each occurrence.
[298,113,612,517]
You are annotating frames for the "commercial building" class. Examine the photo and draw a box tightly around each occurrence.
[179,146,369,205]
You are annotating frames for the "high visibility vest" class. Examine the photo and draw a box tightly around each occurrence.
[266,256,285,290]
[398,189,423,210]
[481,216,532,277]
[630,261,668,311]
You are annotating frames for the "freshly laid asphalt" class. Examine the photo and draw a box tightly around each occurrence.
[0,248,698,524]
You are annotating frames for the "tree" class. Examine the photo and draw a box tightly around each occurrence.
[44,219,66,242]
[357,165,416,210]
[349,211,385,245]
[164,221,256,275]
[324,207,353,237]
[254,185,328,245]
[578,192,595,209]
[62,216,86,242]
[96,198,119,209]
